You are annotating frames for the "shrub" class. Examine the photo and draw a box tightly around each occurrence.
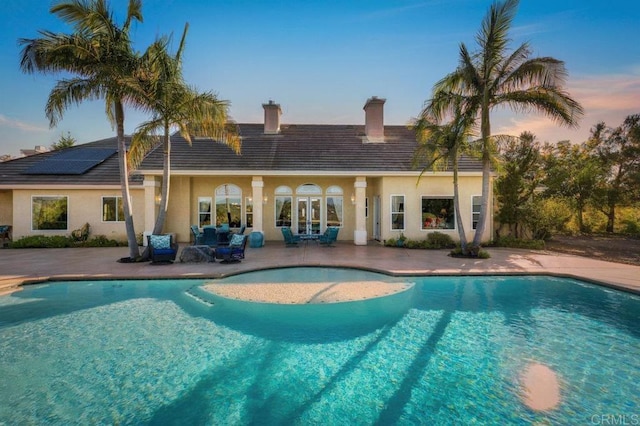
[424,232,455,249]
[79,235,126,247]
[522,198,572,240]
[10,235,73,248]
[450,246,491,258]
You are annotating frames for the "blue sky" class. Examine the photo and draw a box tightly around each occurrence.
[1,0,639,157]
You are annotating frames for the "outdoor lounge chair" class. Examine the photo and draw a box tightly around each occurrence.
[190,225,204,245]
[215,234,247,263]
[147,234,179,264]
[202,226,218,247]
[319,227,339,247]
[281,226,301,247]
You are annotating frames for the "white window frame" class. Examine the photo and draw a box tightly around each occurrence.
[31,195,69,231]
[390,194,405,231]
[472,195,482,230]
[421,196,456,231]
[245,196,253,228]
[198,196,213,228]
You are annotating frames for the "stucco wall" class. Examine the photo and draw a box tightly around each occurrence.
[11,188,144,241]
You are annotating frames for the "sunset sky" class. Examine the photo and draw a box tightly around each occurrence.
[1,0,638,157]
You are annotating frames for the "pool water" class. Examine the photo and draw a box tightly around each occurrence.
[0,268,638,425]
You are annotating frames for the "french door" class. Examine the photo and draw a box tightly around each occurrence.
[297,197,321,235]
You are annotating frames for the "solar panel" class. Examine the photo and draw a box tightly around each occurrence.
[23,148,117,175]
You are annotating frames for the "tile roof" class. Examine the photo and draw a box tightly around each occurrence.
[0,137,142,187]
[0,124,483,186]
[137,124,483,174]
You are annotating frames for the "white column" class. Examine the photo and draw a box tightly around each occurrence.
[252,177,264,233]
[143,177,160,245]
[354,177,367,245]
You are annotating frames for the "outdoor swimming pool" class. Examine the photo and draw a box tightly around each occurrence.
[0,268,638,424]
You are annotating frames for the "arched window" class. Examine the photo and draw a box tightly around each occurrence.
[215,184,242,227]
[296,183,322,195]
[325,186,343,228]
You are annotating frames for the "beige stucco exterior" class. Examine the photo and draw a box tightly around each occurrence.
[5,187,144,241]
[139,171,492,245]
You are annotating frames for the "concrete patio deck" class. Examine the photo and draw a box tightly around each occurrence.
[1,241,639,296]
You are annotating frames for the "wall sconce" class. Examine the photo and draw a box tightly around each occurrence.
[263,195,268,204]
[350,193,356,205]
[248,196,253,203]
[154,194,161,205]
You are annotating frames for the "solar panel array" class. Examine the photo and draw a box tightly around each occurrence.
[23,148,117,175]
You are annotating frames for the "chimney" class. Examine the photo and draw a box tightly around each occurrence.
[363,96,385,142]
[262,100,282,134]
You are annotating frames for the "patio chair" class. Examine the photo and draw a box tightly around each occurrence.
[147,234,179,264]
[190,225,204,245]
[319,227,339,247]
[215,234,248,263]
[281,226,301,247]
[238,225,246,235]
[202,226,218,247]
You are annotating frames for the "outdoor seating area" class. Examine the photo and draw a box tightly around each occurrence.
[319,227,340,247]
[193,224,246,248]
[147,234,179,264]
[214,233,248,263]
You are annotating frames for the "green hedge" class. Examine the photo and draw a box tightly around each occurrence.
[10,235,125,248]
[385,232,456,249]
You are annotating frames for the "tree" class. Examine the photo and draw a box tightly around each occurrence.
[128,24,240,238]
[414,101,475,254]
[589,114,640,232]
[423,0,583,250]
[495,131,542,238]
[20,0,150,260]
[51,131,76,150]
[541,141,603,232]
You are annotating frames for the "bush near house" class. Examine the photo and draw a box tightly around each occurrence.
[385,232,456,249]
[10,235,125,248]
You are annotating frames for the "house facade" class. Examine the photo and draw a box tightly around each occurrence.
[0,97,492,245]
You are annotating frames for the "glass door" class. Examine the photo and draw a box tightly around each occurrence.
[297,197,321,235]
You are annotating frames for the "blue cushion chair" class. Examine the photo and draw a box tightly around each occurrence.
[147,234,179,264]
[215,234,248,263]
[281,226,301,247]
[190,225,204,245]
[319,227,339,247]
[202,226,217,247]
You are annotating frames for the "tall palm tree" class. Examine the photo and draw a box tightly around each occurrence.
[424,0,583,251]
[414,100,476,254]
[19,0,148,260]
[128,24,240,237]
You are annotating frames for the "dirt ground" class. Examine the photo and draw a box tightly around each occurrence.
[544,234,640,266]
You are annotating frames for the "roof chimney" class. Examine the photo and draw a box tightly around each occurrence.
[363,96,385,142]
[262,100,282,134]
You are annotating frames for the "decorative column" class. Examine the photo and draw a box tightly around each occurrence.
[252,177,264,233]
[354,177,367,245]
[143,177,160,245]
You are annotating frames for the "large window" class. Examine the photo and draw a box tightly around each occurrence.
[391,195,404,230]
[421,197,455,230]
[326,186,343,227]
[32,196,68,230]
[215,184,241,227]
[198,197,212,227]
[245,197,253,228]
[275,186,293,227]
[102,196,124,222]
[472,196,482,230]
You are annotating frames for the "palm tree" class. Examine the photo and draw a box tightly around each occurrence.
[128,24,240,237]
[414,101,476,254]
[19,0,148,260]
[424,0,583,251]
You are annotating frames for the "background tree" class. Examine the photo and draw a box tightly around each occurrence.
[423,0,583,251]
[589,114,640,232]
[495,131,542,238]
[20,0,151,260]
[128,24,240,238]
[51,131,76,150]
[541,141,604,233]
[414,101,475,254]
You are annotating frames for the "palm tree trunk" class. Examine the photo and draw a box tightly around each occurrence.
[116,100,140,259]
[472,99,492,251]
[452,147,469,254]
[152,122,171,235]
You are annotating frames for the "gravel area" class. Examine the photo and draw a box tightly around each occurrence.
[203,281,414,304]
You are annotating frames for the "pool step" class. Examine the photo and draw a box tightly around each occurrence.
[185,286,216,307]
